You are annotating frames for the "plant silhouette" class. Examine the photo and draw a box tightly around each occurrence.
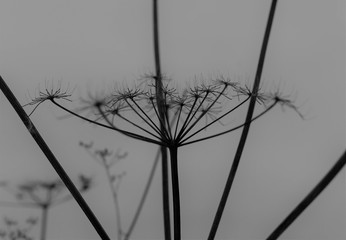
[0,216,37,240]
[0,0,344,240]
[18,1,302,239]
[0,176,92,240]
[80,141,127,240]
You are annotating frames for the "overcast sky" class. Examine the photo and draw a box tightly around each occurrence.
[0,1,345,240]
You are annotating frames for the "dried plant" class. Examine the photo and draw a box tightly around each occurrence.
[1,1,344,240]
[0,216,37,240]
[22,66,302,240]
[80,141,127,240]
[0,176,93,240]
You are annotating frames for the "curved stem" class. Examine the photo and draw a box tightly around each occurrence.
[51,99,162,145]
[207,1,278,239]
[169,146,181,240]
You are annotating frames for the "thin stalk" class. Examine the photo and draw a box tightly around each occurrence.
[164,107,174,141]
[125,114,178,240]
[180,96,250,144]
[124,148,161,240]
[126,98,163,137]
[51,99,162,145]
[207,1,278,239]
[27,191,44,205]
[152,0,172,239]
[169,146,181,240]
[266,150,346,240]
[148,98,171,140]
[114,110,163,142]
[0,76,111,240]
[180,101,277,146]
[51,194,75,207]
[175,97,199,141]
[178,86,228,141]
[173,106,184,140]
[177,94,210,141]
[103,162,123,240]
[40,205,48,240]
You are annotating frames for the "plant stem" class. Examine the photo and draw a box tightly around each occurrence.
[207,1,278,239]
[160,147,171,240]
[124,148,161,240]
[266,150,346,240]
[40,205,48,240]
[169,146,181,240]
[152,0,172,239]
[103,164,122,240]
[0,76,111,240]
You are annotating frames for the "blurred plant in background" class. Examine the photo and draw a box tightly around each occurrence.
[0,0,344,239]
[79,141,127,240]
[0,216,37,240]
[0,175,93,240]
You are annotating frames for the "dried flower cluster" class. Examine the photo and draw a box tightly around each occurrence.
[0,176,92,207]
[25,76,301,147]
[0,216,37,240]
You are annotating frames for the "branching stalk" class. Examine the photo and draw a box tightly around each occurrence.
[179,86,228,141]
[180,96,251,144]
[180,101,277,146]
[126,98,164,136]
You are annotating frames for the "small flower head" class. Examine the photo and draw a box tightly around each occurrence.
[76,91,109,120]
[213,76,239,90]
[23,81,73,116]
[270,90,304,119]
[235,84,268,104]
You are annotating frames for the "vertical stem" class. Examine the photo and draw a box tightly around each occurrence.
[169,146,181,240]
[152,1,172,240]
[104,166,122,240]
[161,146,171,240]
[114,192,122,240]
[207,1,278,239]
[266,150,346,240]
[40,206,48,240]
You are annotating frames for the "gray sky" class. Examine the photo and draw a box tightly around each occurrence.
[0,1,345,239]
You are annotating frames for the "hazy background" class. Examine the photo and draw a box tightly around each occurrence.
[0,0,345,239]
